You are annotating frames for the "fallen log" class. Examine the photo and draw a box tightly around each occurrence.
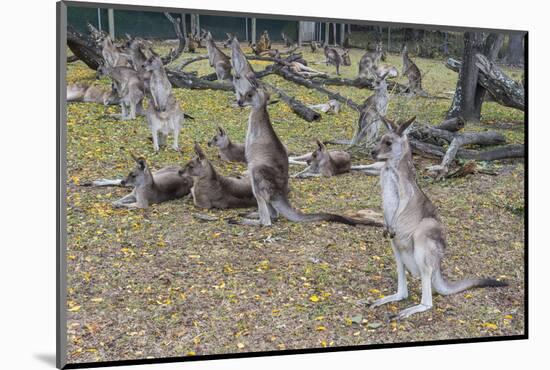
[311,75,408,93]
[274,67,361,111]
[66,25,103,70]
[166,70,234,91]
[433,117,465,132]
[459,144,524,161]
[67,55,79,63]
[265,83,321,122]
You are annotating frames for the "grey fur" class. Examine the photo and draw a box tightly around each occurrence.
[370,116,507,319]
[324,45,344,75]
[236,83,358,226]
[203,30,232,81]
[112,155,192,209]
[207,126,246,163]
[180,143,256,209]
[66,82,120,105]
[402,45,422,92]
[97,64,144,120]
[352,75,389,146]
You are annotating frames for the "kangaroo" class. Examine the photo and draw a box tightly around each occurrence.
[226,33,257,100]
[370,116,507,319]
[180,143,256,209]
[142,54,172,112]
[310,41,320,53]
[112,154,192,209]
[402,45,422,92]
[358,42,383,78]
[281,32,293,47]
[324,45,344,75]
[97,63,144,120]
[294,140,351,178]
[66,82,120,105]
[352,73,389,146]
[341,49,351,67]
[207,126,246,163]
[101,34,129,68]
[202,30,232,81]
[234,79,360,226]
[145,94,184,152]
[307,99,341,114]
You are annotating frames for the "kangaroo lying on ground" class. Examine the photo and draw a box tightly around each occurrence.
[179,143,256,209]
[66,82,120,105]
[202,30,232,81]
[402,45,422,93]
[293,140,351,178]
[233,78,363,226]
[97,63,145,120]
[207,126,246,163]
[112,154,192,209]
[307,99,341,114]
[370,115,507,319]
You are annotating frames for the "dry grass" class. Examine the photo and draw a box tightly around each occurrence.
[65,42,525,364]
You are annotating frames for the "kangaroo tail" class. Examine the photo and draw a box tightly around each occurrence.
[271,197,361,226]
[432,269,508,296]
[183,113,195,120]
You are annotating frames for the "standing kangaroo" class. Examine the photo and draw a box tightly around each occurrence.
[234,79,359,226]
[402,45,422,92]
[324,45,344,75]
[370,116,507,319]
[142,55,172,111]
[180,143,256,209]
[97,64,144,120]
[101,34,129,68]
[352,73,389,146]
[112,155,192,209]
[207,126,246,163]
[358,42,384,78]
[226,34,256,93]
[202,30,232,81]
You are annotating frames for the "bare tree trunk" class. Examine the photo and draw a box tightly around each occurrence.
[447,32,503,121]
[505,34,525,65]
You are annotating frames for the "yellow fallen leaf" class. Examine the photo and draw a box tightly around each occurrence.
[237,342,245,349]
[504,315,513,320]
[309,294,320,302]
[186,351,196,356]
[68,305,81,312]
[91,298,103,303]
[483,322,498,330]
[316,326,327,331]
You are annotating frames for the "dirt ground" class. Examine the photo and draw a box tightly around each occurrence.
[65,41,525,363]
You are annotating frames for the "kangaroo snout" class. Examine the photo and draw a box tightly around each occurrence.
[370,149,378,159]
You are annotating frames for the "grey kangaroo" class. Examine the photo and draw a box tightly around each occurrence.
[142,54,172,111]
[293,140,351,178]
[180,143,256,209]
[234,79,360,227]
[370,116,507,319]
[101,34,130,68]
[226,33,256,97]
[202,30,232,81]
[66,82,120,105]
[112,154,192,209]
[98,63,144,120]
[358,42,383,78]
[351,72,389,146]
[207,126,246,163]
[324,45,344,75]
[402,45,422,92]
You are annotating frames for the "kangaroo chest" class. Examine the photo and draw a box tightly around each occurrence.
[380,166,399,227]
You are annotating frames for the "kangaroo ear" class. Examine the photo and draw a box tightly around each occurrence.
[316,139,326,151]
[218,126,226,135]
[396,116,416,136]
[194,142,206,160]
[380,115,398,133]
